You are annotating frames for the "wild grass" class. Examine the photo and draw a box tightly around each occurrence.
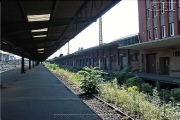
[43,62,180,120]
[100,81,180,120]
[43,62,81,86]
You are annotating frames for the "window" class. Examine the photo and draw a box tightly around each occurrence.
[100,56,103,62]
[130,54,139,61]
[169,0,173,10]
[111,55,116,62]
[147,30,151,40]
[137,54,140,60]
[161,26,166,38]
[154,28,158,39]
[170,23,174,36]
[161,2,164,14]
[153,5,157,17]
[147,9,150,19]
[93,57,97,62]
[173,51,180,57]
[179,0,180,7]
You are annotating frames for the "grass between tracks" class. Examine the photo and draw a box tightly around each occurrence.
[43,62,180,120]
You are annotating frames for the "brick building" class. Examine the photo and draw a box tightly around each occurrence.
[52,0,180,84]
[119,0,180,77]
[54,34,139,72]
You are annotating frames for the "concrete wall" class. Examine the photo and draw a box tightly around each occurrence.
[110,47,118,70]
[140,45,180,77]
[57,46,140,73]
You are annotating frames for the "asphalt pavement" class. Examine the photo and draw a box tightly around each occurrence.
[1,64,101,120]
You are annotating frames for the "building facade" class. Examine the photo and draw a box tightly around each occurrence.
[138,0,180,76]
[118,0,180,77]
[54,34,140,72]
[52,0,180,84]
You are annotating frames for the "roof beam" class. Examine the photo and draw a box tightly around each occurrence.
[27,46,57,52]
[20,37,70,46]
[2,18,92,35]
[53,0,90,47]
[45,0,58,52]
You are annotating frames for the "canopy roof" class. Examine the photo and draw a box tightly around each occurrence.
[2,0,120,61]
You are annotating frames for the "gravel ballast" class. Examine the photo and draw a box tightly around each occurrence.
[55,73,133,120]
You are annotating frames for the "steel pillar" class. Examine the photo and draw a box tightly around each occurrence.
[99,17,103,45]
[127,49,131,67]
[21,55,25,73]
[29,59,31,69]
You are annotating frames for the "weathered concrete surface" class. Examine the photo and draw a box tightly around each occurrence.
[1,65,101,120]
[0,68,22,86]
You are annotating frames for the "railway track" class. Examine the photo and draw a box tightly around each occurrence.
[78,93,134,120]
[0,65,19,72]
[54,73,135,120]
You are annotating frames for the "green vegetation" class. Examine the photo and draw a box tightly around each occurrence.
[78,66,107,94]
[113,67,132,85]
[43,62,180,120]
[125,76,142,88]
[140,83,153,95]
[43,62,59,70]
[171,88,180,101]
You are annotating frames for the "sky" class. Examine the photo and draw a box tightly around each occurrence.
[48,0,139,59]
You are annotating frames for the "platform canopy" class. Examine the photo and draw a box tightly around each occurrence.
[118,35,180,50]
[1,0,120,61]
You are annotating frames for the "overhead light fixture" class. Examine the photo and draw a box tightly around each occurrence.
[27,14,50,22]
[2,42,7,44]
[37,48,44,51]
[33,35,47,37]
[31,28,48,32]
[38,52,44,53]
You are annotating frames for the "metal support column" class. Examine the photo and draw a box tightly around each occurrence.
[32,61,34,68]
[29,59,31,69]
[67,42,70,55]
[99,17,103,45]
[21,55,25,73]
[127,49,131,67]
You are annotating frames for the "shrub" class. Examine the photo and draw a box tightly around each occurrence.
[52,64,59,70]
[125,76,142,88]
[171,88,180,101]
[128,86,139,92]
[103,73,115,82]
[114,67,132,85]
[140,83,154,95]
[159,89,171,102]
[78,66,107,94]
[152,87,161,106]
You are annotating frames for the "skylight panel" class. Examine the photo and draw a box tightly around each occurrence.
[27,14,50,22]
[37,48,44,51]
[38,52,44,53]
[33,35,47,37]
[31,28,48,32]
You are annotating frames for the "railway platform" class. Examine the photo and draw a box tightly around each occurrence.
[1,64,101,120]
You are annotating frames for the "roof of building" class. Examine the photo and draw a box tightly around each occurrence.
[57,33,139,59]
